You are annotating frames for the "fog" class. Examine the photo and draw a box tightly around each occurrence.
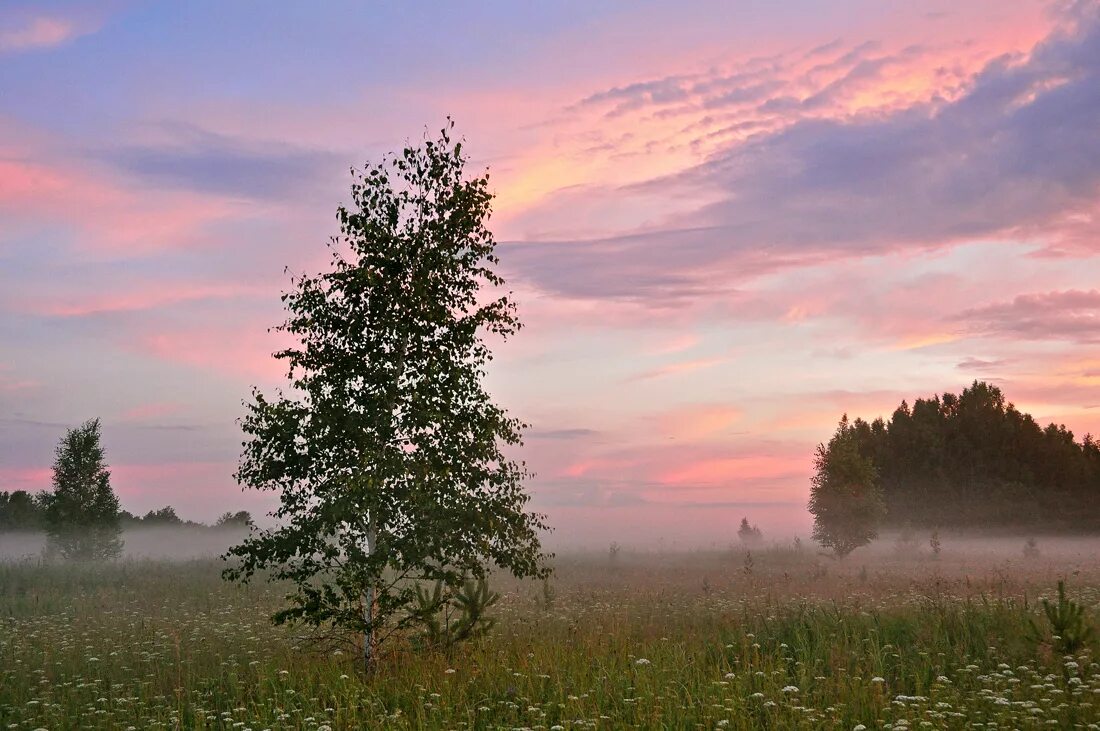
[541,531,1100,566]
[0,526,249,563]
[3,526,1100,569]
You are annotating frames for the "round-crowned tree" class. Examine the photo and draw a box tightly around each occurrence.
[808,416,884,558]
[223,122,550,670]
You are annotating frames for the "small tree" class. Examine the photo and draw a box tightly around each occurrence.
[39,419,123,561]
[216,511,253,527]
[737,517,763,545]
[223,122,550,671]
[808,416,884,558]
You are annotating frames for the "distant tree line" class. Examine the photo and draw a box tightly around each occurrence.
[0,490,253,532]
[838,381,1100,531]
[1,419,253,558]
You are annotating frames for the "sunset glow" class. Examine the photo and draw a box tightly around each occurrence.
[3,1,1100,545]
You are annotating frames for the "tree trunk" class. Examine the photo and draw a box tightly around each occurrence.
[364,326,406,672]
[363,523,377,672]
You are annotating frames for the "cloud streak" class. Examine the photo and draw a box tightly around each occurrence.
[102,125,342,200]
[505,5,1100,307]
[0,16,82,53]
[957,290,1100,343]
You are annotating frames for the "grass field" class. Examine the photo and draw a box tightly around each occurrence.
[2,538,1099,730]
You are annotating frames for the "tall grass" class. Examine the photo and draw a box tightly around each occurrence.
[1,547,1097,729]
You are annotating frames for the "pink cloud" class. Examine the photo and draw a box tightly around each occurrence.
[0,17,81,53]
[957,290,1100,343]
[657,454,807,486]
[0,153,245,255]
[109,461,261,521]
[127,323,293,382]
[0,365,38,393]
[628,356,725,382]
[19,282,270,318]
[539,438,812,511]
[0,159,69,200]
[0,467,51,490]
[656,404,740,441]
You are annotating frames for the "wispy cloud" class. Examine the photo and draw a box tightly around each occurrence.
[0,16,77,53]
[505,5,1100,307]
[956,290,1100,343]
[627,356,726,382]
[101,124,342,200]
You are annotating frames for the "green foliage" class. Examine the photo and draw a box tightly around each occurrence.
[808,416,885,558]
[140,506,182,524]
[1029,580,1095,654]
[843,381,1100,529]
[38,419,122,561]
[215,510,253,527]
[222,122,550,666]
[410,576,500,649]
[0,490,44,530]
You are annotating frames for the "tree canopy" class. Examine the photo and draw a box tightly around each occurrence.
[223,122,550,669]
[839,381,1100,530]
[0,490,43,530]
[39,419,123,561]
[808,416,885,557]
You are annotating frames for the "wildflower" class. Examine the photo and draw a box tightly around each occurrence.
[854,726,867,731]
[872,677,886,683]
[782,685,799,693]
[635,658,651,666]
[445,668,456,674]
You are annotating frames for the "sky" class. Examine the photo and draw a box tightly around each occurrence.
[2,0,1100,547]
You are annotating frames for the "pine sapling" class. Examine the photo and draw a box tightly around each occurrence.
[1028,580,1096,655]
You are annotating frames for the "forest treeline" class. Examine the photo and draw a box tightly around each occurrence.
[0,491,250,532]
[844,381,1100,531]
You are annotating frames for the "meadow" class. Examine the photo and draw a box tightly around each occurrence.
[2,535,1099,730]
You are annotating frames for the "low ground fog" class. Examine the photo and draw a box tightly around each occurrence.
[0,525,249,562]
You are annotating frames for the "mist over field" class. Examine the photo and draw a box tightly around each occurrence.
[0,526,250,562]
[5,525,1100,565]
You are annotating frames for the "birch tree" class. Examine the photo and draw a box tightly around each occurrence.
[223,122,550,670]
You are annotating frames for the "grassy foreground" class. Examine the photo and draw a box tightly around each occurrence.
[1,544,1099,729]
